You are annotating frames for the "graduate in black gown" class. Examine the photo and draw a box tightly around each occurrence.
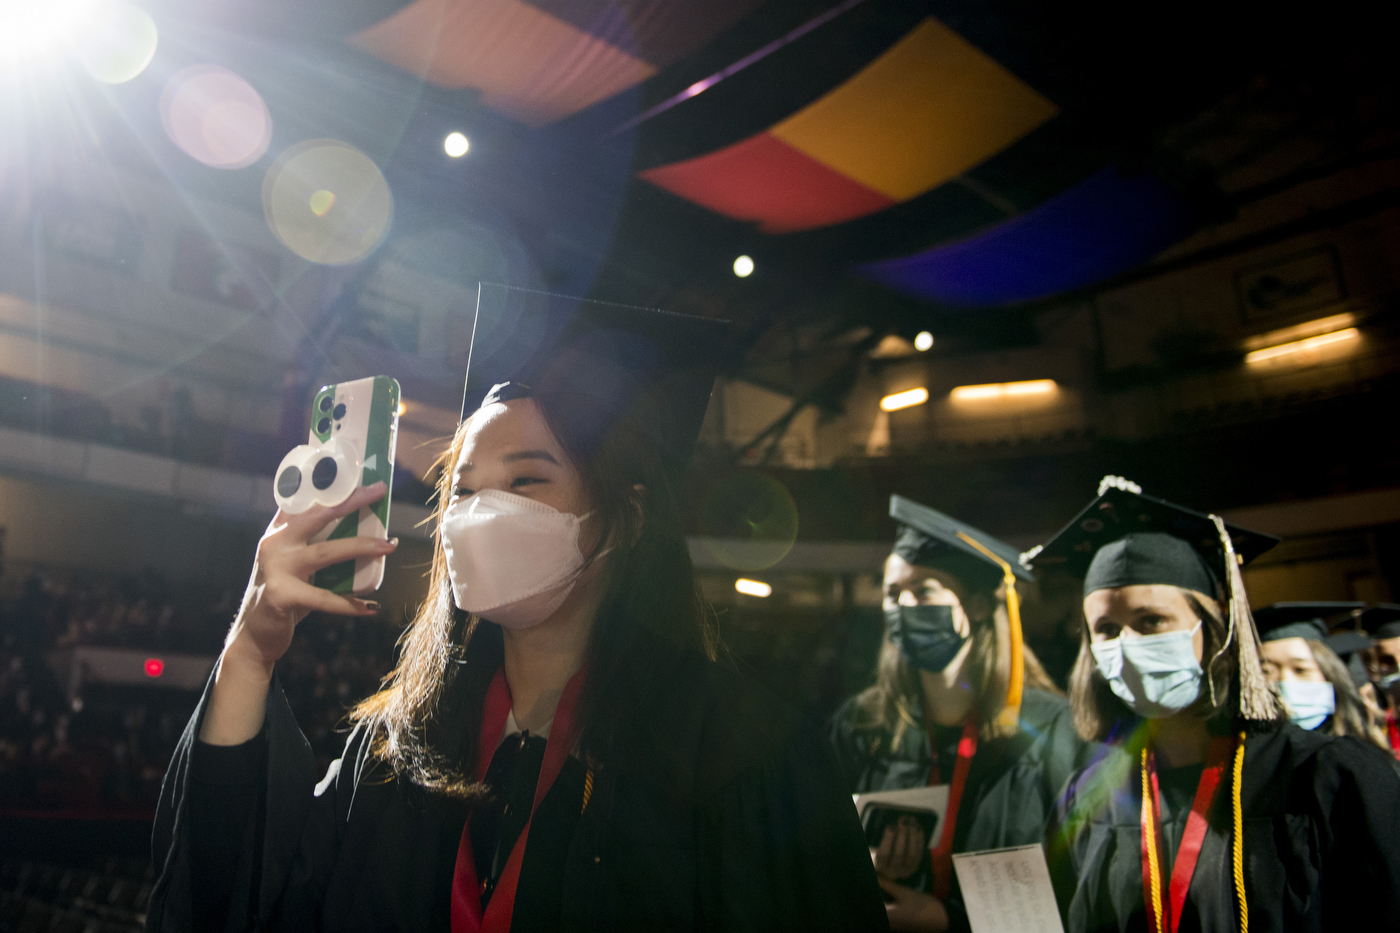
[1253,603,1392,752]
[1357,604,1400,756]
[147,291,888,932]
[829,496,1092,933]
[1031,477,1400,932]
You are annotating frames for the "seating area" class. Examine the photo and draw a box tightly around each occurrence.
[0,857,150,933]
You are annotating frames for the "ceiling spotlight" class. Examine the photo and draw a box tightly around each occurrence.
[914,331,934,352]
[733,255,754,278]
[444,132,469,158]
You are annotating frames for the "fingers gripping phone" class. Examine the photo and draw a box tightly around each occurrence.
[274,375,400,594]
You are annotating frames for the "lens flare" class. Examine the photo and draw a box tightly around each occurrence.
[161,64,272,169]
[73,0,158,84]
[444,131,469,157]
[733,255,754,277]
[262,139,393,265]
[699,472,799,571]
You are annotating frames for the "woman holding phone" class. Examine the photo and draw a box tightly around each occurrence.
[829,495,1091,933]
[147,296,887,932]
[1035,478,1400,932]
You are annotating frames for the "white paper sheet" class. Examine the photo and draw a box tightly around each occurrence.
[951,844,1064,933]
[852,784,952,847]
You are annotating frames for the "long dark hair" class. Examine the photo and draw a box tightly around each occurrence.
[1305,639,1391,750]
[350,390,716,799]
[849,569,1061,750]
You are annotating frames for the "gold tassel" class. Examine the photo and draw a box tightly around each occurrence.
[1232,732,1248,933]
[1207,516,1280,722]
[581,767,594,814]
[955,532,1023,736]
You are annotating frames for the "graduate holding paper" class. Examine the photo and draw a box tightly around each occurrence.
[830,496,1091,933]
[1036,478,1400,933]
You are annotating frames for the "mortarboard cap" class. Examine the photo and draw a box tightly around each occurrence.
[1025,477,1279,597]
[1360,604,1400,641]
[460,283,726,485]
[1026,476,1284,723]
[890,495,1033,593]
[1253,602,1364,643]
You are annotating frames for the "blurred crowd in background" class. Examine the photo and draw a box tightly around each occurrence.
[0,569,404,813]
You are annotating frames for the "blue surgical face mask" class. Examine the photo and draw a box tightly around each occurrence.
[887,604,967,673]
[1277,680,1335,731]
[1091,622,1203,719]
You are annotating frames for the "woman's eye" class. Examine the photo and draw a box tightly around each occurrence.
[510,476,544,489]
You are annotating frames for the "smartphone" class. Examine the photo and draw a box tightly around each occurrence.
[862,804,939,850]
[305,375,400,594]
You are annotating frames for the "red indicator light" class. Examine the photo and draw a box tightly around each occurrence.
[144,658,165,678]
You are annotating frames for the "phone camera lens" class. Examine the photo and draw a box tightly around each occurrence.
[333,402,347,420]
[311,457,338,491]
[316,417,331,435]
[319,396,333,413]
[276,465,302,498]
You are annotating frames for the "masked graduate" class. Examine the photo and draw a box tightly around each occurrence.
[1359,604,1400,756]
[1254,602,1392,751]
[146,287,888,932]
[1034,477,1400,933]
[829,495,1092,933]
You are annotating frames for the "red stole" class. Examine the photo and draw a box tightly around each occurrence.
[924,716,978,900]
[450,667,584,933]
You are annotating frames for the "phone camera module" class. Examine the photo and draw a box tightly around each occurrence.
[318,396,333,413]
[311,457,338,491]
[276,465,302,498]
[333,403,347,421]
[316,417,331,435]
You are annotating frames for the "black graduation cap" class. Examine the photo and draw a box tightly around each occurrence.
[459,283,726,484]
[890,495,1033,594]
[1361,604,1400,641]
[1253,602,1364,643]
[1025,479,1279,596]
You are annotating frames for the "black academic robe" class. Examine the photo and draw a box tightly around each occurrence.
[146,639,889,932]
[1047,724,1400,932]
[829,687,1093,932]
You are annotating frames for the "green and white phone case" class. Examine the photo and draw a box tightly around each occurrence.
[307,375,400,593]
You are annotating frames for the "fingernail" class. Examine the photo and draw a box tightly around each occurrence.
[389,537,399,547]
[379,537,398,550]
[362,600,380,612]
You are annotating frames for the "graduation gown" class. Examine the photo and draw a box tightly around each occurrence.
[1047,723,1400,932]
[146,637,889,932]
[829,687,1092,932]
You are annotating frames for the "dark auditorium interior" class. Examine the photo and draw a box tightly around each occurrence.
[1,0,1397,930]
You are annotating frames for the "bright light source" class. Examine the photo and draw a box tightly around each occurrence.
[880,387,929,412]
[0,2,85,76]
[396,401,407,417]
[1243,312,1355,351]
[951,379,1058,401]
[735,578,772,597]
[444,131,469,157]
[914,331,934,352]
[1245,327,1359,365]
[144,657,165,678]
[733,255,754,277]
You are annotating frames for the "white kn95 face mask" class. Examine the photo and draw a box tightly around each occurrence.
[441,489,605,630]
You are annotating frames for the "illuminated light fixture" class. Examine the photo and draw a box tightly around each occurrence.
[951,379,1057,401]
[0,1,85,76]
[735,578,772,598]
[880,387,929,411]
[1243,312,1354,351]
[444,131,469,157]
[1244,327,1359,365]
[914,331,934,352]
[733,255,755,277]
[144,658,165,678]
